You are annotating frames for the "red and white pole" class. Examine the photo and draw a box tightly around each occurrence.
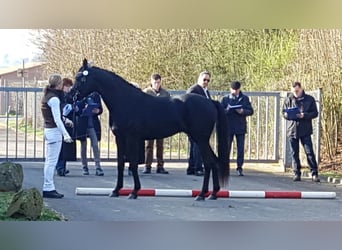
[75,188,336,199]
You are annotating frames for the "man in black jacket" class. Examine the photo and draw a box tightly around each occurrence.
[282,82,320,182]
[185,71,212,176]
[221,81,254,176]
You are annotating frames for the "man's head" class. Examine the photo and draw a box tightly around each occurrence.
[230,81,241,96]
[197,71,211,88]
[151,73,162,91]
[291,81,303,98]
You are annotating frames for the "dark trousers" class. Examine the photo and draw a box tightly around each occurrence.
[55,148,66,173]
[145,139,164,167]
[289,135,318,176]
[187,137,203,172]
[55,159,66,173]
[228,133,245,170]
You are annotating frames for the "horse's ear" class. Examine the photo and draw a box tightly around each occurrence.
[83,58,88,69]
[88,60,94,68]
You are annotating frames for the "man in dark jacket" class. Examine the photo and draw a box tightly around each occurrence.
[185,70,212,176]
[221,81,254,176]
[282,82,320,182]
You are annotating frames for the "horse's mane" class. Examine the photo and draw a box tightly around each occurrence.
[92,66,142,92]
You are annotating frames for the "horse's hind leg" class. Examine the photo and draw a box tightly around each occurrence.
[207,162,220,200]
[196,145,220,201]
[195,169,211,201]
[128,162,141,199]
[194,143,213,201]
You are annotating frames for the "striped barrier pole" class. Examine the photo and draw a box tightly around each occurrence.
[75,187,336,199]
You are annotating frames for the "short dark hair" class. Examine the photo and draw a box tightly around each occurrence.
[292,81,301,88]
[151,73,161,81]
[231,81,241,90]
[62,78,73,87]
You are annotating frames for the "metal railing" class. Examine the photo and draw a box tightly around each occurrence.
[0,87,321,170]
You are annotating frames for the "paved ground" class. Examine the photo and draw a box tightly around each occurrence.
[19,161,342,221]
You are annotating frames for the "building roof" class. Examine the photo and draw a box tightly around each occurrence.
[0,62,47,76]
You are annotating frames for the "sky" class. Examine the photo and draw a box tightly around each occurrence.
[0,29,40,68]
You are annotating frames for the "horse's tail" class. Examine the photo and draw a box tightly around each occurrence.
[213,100,230,187]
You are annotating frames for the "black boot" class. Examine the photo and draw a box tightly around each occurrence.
[142,166,151,174]
[156,167,169,174]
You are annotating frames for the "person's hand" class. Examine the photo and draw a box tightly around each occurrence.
[236,108,244,114]
[92,108,100,114]
[296,112,304,119]
[64,118,73,127]
[64,135,73,143]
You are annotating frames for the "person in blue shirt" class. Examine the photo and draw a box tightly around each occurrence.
[75,92,104,176]
[221,81,254,176]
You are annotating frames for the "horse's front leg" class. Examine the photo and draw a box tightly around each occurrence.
[109,156,125,197]
[109,133,125,197]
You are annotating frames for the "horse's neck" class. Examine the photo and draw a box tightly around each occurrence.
[98,79,141,118]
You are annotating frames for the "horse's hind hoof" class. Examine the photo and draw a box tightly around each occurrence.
[194,195,205,201]
[128,193,138,199]
[109,190,119,197]
[207,194,217,200]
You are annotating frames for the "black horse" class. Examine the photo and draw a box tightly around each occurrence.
[73,59,229,200]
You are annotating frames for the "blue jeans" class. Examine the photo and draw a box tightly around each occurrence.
[228,133,245,170]
[289,135,318,176]
[188,137,203,172]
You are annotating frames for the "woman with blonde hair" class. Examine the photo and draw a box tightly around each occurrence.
[41,74,73,198]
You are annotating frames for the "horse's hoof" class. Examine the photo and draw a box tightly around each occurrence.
[207,194,217,200]
[128,193,138,199]
[194,195,205,201]
[109,190,119,197]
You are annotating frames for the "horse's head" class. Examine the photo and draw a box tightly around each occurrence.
[73,58,97,100]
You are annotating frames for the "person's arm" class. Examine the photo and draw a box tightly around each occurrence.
[48,97,73,142]
[302,96,318,120]
[92,94,103,116]
[220,96,232,114]
[239,96,254,116]
[282,97,291,120]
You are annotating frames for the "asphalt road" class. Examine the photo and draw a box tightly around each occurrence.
[20,161,342,221]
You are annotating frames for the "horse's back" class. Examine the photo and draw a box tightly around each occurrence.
[172,94,217,136]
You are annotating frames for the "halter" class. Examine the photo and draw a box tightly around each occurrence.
[73,69,89,101]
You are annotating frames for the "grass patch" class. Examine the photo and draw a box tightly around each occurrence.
[320,171,342,179]
[0,191,63,221]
